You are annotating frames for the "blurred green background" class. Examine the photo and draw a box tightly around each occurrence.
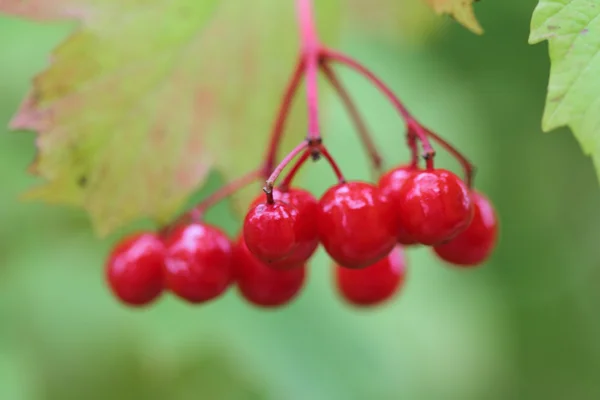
[2,1,600,399]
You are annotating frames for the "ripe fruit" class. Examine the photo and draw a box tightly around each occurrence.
[396,169,473,245]
[336,246,406,306]
[234,237,306,307]
[275,188,319,267]
[318,181,396,269]
[434,191,498,266]
[378,165,419,245]
[105,232,165,307]
[164,223,233,303]
[243,200,300,263]
[250,188,319,269]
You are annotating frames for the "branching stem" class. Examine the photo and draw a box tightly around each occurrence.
[170,0,477,232]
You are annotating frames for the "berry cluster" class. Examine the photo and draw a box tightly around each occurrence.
[104,0,499,310]
[106,164,497,309]
[106,217,305,308]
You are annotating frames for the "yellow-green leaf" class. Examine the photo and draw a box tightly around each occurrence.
[425,0,483,34]
[0,1,341,235]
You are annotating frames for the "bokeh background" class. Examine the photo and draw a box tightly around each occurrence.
[2,1,600,399]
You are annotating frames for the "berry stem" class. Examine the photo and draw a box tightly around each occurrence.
[162,168,263,235]
[322,48,435,168]
[407,131,419,168]
[296,0,319,51]
[320,61,383,173]
[297,0,322,143]
[424,127,476,187]
[279,149,311,191]
[191,168,263,219]
[265,140,310,203]
[318,145,346,184]
[263,57,306,177]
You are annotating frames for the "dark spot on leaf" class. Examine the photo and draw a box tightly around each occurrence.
[547,25,560,31]
[581,28,589,35]
[78,175,88,187]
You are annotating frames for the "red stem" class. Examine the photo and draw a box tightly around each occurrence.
[263,57,305,177]
[318,145,346,184]
[425,128,475,187]
[322,48,435,169]
[190,169,262,220]
[297,0,321,142]
[305,53,321,141]
[279,149,311,190]
[320,62,383,172]
[296,0,319,51]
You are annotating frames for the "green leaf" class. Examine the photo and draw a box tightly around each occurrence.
[0,1,341,235]
[530,1,600,175]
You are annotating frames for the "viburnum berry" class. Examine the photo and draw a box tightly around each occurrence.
[105,232,165,307]
[318,181,396,269]
[233,236,306,308]
[249,187,319,269]
[335,246,406,307]
[243,200,301,263]
[434,191,498,266]
[395,169,473,245]
[378,164,419,245]
[164,223,233,303]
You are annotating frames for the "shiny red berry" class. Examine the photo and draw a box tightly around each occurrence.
[336,246,406,307]
[164,223,233,303]
[233,237,306,308]
[243,200,300,263]
[318,181,396,269]
[250,188,319,269]
[434,191,498,266]
[105,232,165,307]
[378,165,419,245]
[396,169,473,245]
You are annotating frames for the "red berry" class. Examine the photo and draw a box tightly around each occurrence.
[243,201,300,263]
[318,181,396,269]
[105,232,165,307]
[378,165,419,245]
[396,169,473,245]
[233,237,305,308]
[250,188,319,269]
[434,191,498,266]
[336,246,406,306]
[164,223,233,303]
